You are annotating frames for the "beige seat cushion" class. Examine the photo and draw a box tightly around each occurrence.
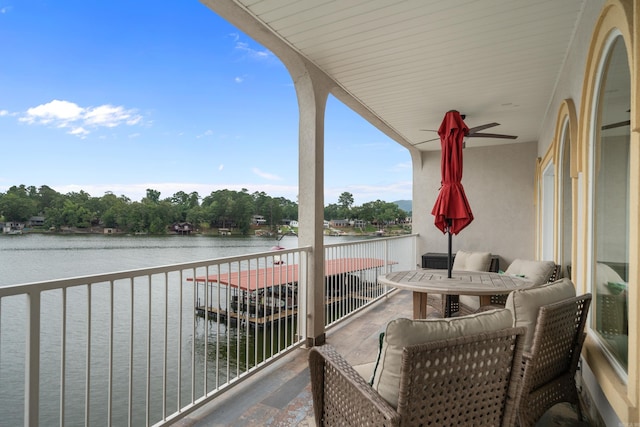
[505,278,576,352]
[452,250,492,271]
[505,259,556,285]
[354,361,376,384]
[372,309,513,408]
[453,251,492,310]
[459,294,480,311]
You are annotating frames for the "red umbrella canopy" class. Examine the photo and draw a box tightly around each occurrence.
[431,110,474,235]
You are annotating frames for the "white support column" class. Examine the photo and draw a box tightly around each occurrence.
[294,62,332,346]
[201,0,417,346]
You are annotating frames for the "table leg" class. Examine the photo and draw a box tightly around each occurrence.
[479,295,492,306]
[412,292,429,319]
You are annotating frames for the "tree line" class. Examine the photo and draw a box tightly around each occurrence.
[0,185,409,235]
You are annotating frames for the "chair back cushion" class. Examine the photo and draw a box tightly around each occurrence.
[372,309,513,408]
[505,278,576,352]
[505,259,557,285]
[452,250,492,271]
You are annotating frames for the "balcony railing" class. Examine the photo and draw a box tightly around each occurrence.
[0,234,416,426]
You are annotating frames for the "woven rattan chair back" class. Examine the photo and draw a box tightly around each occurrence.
[486,264,563,309]
[517,294,592,427]
[309,327,526,427]
[397,327,526,426]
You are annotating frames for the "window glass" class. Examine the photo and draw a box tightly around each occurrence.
[542,164,554,260]
[561,122,572,278]
[593,36,630,371]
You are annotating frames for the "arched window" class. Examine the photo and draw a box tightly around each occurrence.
[590,34,630,374]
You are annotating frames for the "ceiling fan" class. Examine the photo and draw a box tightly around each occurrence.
[602,109,630,130]
[602,119,630,130]
[414,114,518,146]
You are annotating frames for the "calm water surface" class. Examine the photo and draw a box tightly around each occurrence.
[0,233,322,287]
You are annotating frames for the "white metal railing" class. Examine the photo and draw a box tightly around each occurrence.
[324,235,417,327]
[0,235,416,426]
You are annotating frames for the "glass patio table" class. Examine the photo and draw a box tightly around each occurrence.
[378,269,534,318]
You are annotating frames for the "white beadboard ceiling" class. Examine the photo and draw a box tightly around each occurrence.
[207,0,587,150]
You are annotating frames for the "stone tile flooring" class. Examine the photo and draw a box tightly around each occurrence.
[176,290,589,426]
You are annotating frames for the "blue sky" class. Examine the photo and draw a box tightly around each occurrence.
[0,1,412,206]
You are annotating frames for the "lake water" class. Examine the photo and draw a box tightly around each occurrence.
[0,233,328,287]
[0,233,365,425]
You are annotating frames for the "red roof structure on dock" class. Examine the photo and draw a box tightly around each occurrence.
[190,257,391,292]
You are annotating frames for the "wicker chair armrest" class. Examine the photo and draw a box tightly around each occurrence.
[309,344,400,426]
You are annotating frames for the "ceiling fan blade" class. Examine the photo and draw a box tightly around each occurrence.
[602,120,630,130]
[419,129,438,132]
[467,122,500,134]
[468,132,518,139]
[412,137,440,146]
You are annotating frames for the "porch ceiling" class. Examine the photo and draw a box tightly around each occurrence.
[206,0,587,151]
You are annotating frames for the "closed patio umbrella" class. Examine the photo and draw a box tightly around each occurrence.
[431,110,474,278]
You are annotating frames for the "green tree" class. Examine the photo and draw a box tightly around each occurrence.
[233,189,254,234]
[358,200,406,228]
[203,190,236,229]
[170,191,200,222]
[0,186,38,221]
[337,192,354,219]
[36,185,64,213]
[185,205,205,229]
[127,202,147,232]
[57,200,92,228]
[252,191,270,217]
[324,203,340,221]
[276,197,298,221]
[100,193,130,228]
[143,188,161,204]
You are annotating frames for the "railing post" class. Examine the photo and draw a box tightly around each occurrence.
[25,291,40,427]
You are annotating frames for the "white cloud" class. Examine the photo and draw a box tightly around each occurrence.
[234,76,244,83]
[68,127,89,138]
[19,99,143,137]
[1,6,10,13]
[252,168,282,181]
[235,41,273,61]
[0,110,8,116]
[197,129,214,138]
[218,164,224,171]
[22,99,83,124]
[393,161,411,170]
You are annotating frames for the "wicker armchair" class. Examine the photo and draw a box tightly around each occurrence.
[517,294,592,427]
[481,263,562,311]
[309,327,526,427]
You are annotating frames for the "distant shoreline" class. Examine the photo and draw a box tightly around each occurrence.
[6,225,411,237]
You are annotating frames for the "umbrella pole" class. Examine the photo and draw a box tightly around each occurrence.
[447,218,453,278]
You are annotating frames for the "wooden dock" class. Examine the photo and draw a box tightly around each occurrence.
[195,305,299,326]
[191,257,395,328]
[195,295,357,328]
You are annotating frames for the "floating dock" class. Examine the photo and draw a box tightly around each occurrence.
[190,258,392,328]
